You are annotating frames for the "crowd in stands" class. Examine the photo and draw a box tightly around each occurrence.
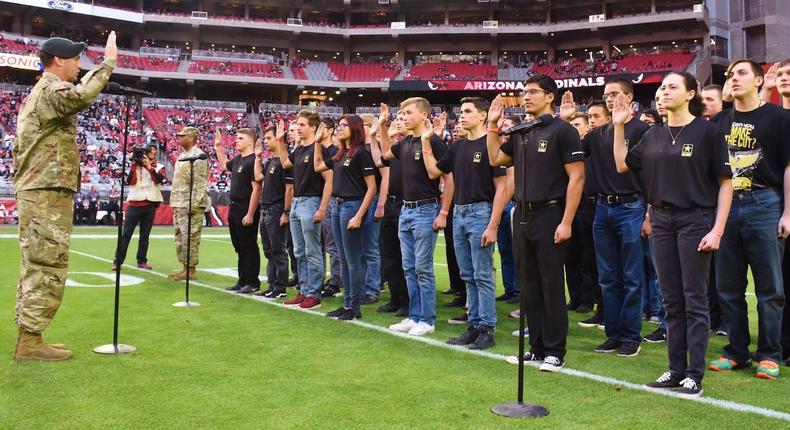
[0,33,39,55]
[406,62,497,81]
[188,60,283,78]
[86,49,179,72]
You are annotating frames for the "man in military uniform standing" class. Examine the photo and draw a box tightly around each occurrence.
[168,126,209,281]
[12,33,117,361]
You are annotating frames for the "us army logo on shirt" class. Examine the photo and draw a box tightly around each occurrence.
[624,139,630,147]
[236,166,243,173]
[303,154,310,163]
[414,149,421,160]
[681,144,693,157]
[472,152,482,163]
[343,157,352,167]
[269,165,276,174]
[537,140,548,153]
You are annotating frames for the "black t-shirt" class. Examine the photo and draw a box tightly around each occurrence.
[436,135,506,205]
[289,143,330,197]
[391,134,447,201]
[501,119,584,203]
[710,104,790,192]
[327,148,377,199]
[583,118,649,195]
[583,154,598,196]
[626,117,732,209]
[226,154,256,202]
[385,156,403,198]
[260,157,292,206]
[364,143,382,190]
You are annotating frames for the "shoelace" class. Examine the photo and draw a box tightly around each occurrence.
[544,356,561,366]
[679,378,698,390]
[655,372,673,383]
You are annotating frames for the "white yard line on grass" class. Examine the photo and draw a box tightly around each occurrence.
[66,247,790,423]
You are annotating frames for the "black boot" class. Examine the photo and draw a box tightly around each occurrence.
[469,326,496,350]
[447,326,480,345]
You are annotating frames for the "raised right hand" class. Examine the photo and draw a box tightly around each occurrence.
[488,95,504,126]
[611,94,629,126]
[104,31,117,61]
[559,91,577,121]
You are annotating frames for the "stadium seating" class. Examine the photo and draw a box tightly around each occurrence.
[188,60,283,78]
[328,62,401,81]
[406,62,497,80]
[85,49,180,72]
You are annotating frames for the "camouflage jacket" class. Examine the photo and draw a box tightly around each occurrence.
[13,59,115,193]
[170,145,209,209]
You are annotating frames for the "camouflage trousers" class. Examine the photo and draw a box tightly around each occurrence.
[173,207,203,267]
[15,189,74,333]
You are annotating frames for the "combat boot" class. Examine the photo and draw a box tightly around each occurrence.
[173,266,198,281]
[168,265,187,280]
[14,329,73,361]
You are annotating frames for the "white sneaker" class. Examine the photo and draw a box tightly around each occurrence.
[509,310,520,319]
[408,322,435,336]
[511,327,529,338]
[539,356,564,372]
[389,318,417,332]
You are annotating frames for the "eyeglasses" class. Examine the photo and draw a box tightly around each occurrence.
[336,123,348,130]
[520,89,548,97]
[603,91,630,99]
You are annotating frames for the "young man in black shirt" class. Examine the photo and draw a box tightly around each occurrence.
[380,97,454,337]
[487,74,585,371]
[254,125,293,299]
[560,80,651,358]
[709,59,790,380]
[215,128,261,294]
[421,97,507,350]
[275,110,333,310]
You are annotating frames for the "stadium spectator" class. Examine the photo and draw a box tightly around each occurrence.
[701,85,724,120]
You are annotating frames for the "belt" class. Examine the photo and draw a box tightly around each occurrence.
[598,193,640,205]
[584,196,597,203]
[518,199,562,211]
[387,194,402,203]
[333,197,361,203]
[403,197,438,209]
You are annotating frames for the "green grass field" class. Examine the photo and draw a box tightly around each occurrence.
[1,225,788,429]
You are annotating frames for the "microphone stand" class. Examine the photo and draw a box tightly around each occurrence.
[94,93,139,355]
[173,156,200,307]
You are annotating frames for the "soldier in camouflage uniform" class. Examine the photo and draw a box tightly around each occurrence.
[12,33,117,361]
[168,126,209,281]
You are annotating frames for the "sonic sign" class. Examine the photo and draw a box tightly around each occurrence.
[389,72,665,92]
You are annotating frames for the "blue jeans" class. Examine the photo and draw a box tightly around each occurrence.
[497,201,518,295]
[290,196,323,298]
[331,200,365,312]
[361,194,382,297]
[399,202,439,325]
[717,188,786,363]
[594,198,646,344]
[454,202,497,329]
[643,237,667,331]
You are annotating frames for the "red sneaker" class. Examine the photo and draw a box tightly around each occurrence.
[298,296,322,310]
[283,294,305,306]
[137,263,152,270]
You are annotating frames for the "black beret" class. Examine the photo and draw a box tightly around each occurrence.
[40,37,87,58]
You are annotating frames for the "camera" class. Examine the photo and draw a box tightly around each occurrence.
[131,146,147,165]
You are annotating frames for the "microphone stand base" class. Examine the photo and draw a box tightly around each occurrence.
[93,343,137,355]
[173,301,201,308]
[491,402,549,418]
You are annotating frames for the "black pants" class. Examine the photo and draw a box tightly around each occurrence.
[565,197,597,307]
[287,224,298,282]
[444,204,465,300]
[115,203,157,265]
[380,198,408,309]
[514,203,569,359]
[229,201,261,288]
[259,203,289,290]
[707,254,724,329]
[782,243,790,361]
[651,207,712,382]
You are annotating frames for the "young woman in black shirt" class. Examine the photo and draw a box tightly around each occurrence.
[613,72,733,398]
[314,115,378,320]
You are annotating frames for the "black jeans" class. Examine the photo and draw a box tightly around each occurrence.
[444,204,465,300]
[260,203,289,290]
[115,203,157,265]
[514,203,569,360]
[229,201,261,288]
[782,245,790,361]
[651,207,713,382]
[380,198,408,309]
[565,197,597,307]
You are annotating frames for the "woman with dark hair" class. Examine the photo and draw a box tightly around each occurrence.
[612,71,733,398]
[314,115,378,320]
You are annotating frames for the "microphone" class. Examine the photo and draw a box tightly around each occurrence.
[500,114,554,136]
[178,153,209,162]
[105,82,154,97]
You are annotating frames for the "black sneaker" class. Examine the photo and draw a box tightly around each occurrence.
[594,338,621,353]
[287,276,298,288]
[539,356,564,372]
[376,303,398,313]
[395,306,409,317]
[616,342,641,357]
[646,371,683,389]
[441,288,459,295]
[253,288,272,297]
[676,378,703,399]
[446,296,466,307]
[360,294,379,305]
[468,327,496,350]
[643,328,667,343]
[325,306,348,318]
[238,285,260,294]
[714,325,728,336]
[337,308,360,321]
[496,292,515,302]
[262,287,286,299]
[225,283,242,292]
[447,327,480,345]
[447,313,468,325]
[575,304,593,313]
[505,351,545,365]
[578,312,604,328]
[321,284,342,298]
